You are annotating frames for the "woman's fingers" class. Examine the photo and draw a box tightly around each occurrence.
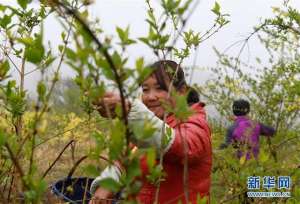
[95,96,119,118]
[92,92,116,105]
[93,92,130,118]
[96,104,116,118]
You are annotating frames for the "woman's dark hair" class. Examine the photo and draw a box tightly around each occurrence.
[149,60,199,105]
[232,99,250,116]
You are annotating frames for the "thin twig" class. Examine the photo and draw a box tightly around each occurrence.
[67,155,88,178]
[0,46,21,74]
[274,135,300,150]
[146,0,166,59]
[165,0,201,57]
[188,46,200,84]
[34,119,92,148]
[67,155,111,178]
[4,143,29,190]
[154,59,186,203]
[24,67,40,76]
[179,124,189,203]
[220,22,267,94]
[42,140,75,178]
[7,170,14,202]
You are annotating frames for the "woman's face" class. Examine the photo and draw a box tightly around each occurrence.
[141,75,173,119]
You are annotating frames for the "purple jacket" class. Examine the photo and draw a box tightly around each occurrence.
[220,116,275,160]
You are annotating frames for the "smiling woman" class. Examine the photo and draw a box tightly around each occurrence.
[91,60,212,204]
[141,60,201,119]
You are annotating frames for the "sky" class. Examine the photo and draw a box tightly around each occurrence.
[1,0,300,90]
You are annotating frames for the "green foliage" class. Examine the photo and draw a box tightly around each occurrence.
[166,92,193,121]
[201,3,300,202]
[116,26,136,49]
[98,178,122,193]
[109,119,126,160]
[0,0,231,203]
[37,81,46,102]
[4,81,26,118]
[24,32,45,64]
[131,118,156,141]
[211,2,221,16]
[0,60,10,81]
[17,0,32,10]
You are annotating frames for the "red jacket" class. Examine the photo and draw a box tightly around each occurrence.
[137,103,212,204]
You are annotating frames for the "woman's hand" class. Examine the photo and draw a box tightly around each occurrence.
[93,92,130,118]
[89,187,114,204]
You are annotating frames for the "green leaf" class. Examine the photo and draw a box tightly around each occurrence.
[146,164,165,185]
[167,93,193,120]
[83,164,100,177]
[146,148,156,169]
[239,154,247,165]
[149,27,158,41]
[0,4,7,12]
[44,55,56,67]
[109,120,125,160]
[112,51,122,68]
[17,37,34,46]
[131,118,156,140]
[116,26,126,42]
[0,15,12,28]
[126,39,136,45]
[162,126,173,147]
[37,179,47,196]
[6,90,26,118]
[126,157,141,182]
[102,66,115,80]
[90,130,106,158]
[58,45,64,53]
[17,0,32,9]
[211,2,220,16]
[147,10,156,25]
[98,178,121,192]
[259,149,269,163]
[178,0,192,15]
[135,58,152,84]
[0,60,10,80]
[158,35,170,47]
[37,81,46,102]
[135,57,144,71]
[115,103,123,118]
[61,32,66,41]
[89,84,105,102]
[196,193,208,204]
[77,48,90,62]
[145,19,156,29]
[6,80,16,96]
[65,48,77,61]
[25,33,44,64]
[138,37,150,46]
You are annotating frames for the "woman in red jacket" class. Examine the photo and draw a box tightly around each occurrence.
[90,60,212,204]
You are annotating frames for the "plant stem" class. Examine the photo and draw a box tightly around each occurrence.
[42,140,75,178]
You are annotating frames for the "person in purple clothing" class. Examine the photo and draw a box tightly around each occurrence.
[219,99,275,160]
